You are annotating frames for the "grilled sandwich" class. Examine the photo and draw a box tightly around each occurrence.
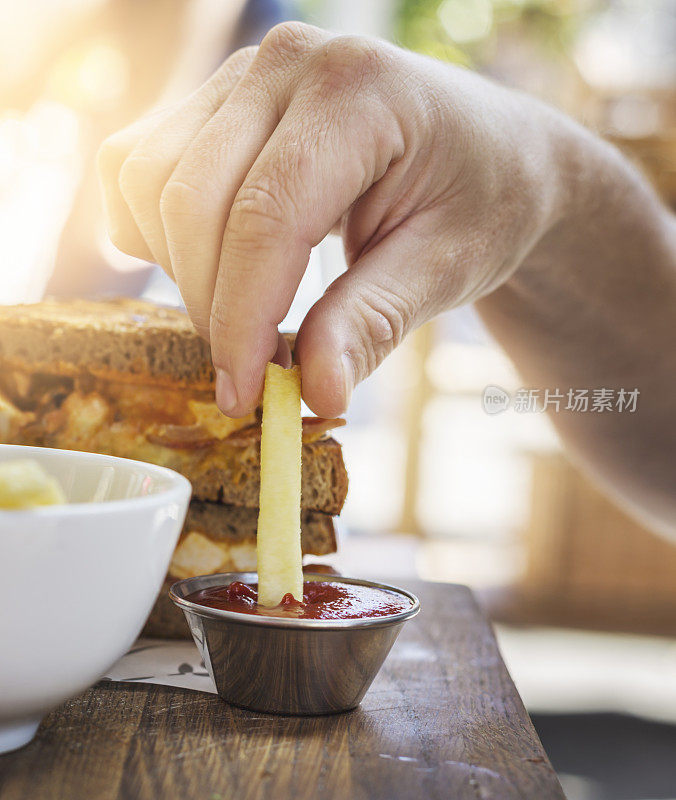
[0,298,348,636]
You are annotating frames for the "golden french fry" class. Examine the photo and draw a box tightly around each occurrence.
[257,363,303,606]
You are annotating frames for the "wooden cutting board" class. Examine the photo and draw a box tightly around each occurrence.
[0,581,564,799]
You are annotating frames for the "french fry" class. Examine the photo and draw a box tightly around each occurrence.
[257,363,303,606]
[0,460,66,509]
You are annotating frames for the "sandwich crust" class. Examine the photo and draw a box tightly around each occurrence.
[0,298,295,390]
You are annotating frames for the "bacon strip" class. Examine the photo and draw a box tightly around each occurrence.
[146,424,216,450]
[301,416,346,442]
[225,417,346,447]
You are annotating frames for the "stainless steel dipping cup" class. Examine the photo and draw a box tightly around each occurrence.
[170,572,420,715]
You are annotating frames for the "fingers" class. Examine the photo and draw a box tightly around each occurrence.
[99,47,259,278]
[97,113,166,265]
[295,225,445,418]
[159,72,283,337]
[122,47,260,279]
[160,23,327,338]
[208,54,406,415]
[99,22,425,420]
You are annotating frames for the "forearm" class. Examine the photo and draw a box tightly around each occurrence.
[477,117,676,533]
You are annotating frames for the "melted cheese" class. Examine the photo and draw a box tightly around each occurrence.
[188,400,255,439]
[169,531,256,579]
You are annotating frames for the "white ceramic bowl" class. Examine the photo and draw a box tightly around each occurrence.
[0,444,191,754]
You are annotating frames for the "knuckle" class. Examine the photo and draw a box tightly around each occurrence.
[211,46,258,88]
[313,36,385,93]
[118,153,155,204]
[159,177,205,222]
[258,21,317,64]
[351,283,412,375]
[228,179,288,238]
[224,44,258,70]
[365,296,406,349]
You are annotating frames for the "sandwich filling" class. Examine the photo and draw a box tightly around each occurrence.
[169,531,258,579]
[169,506,337,579]
[0,368,345,510]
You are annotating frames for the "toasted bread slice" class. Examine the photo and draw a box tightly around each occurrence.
[0,298,217,388]
[184,501,336,555]
[0,298,295,389]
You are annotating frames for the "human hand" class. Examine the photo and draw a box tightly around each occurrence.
[98,22,562,417]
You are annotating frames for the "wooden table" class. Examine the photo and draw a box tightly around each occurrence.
[0,582,564,799]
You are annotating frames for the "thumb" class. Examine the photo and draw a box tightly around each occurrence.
[296,229,442,418]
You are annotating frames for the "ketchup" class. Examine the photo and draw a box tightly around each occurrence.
[185,580,412,620]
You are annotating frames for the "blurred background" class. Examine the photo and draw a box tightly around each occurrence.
[2,0,675,796]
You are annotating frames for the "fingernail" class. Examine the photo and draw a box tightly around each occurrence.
[215,368,238,414]
[341,353,354,410]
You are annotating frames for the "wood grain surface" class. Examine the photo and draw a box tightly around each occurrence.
[0,581,564,800]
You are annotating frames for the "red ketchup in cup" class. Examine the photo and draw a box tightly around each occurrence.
[185,580,413,620]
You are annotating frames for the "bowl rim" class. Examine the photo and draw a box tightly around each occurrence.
[0,444,192,517]
[169,571,421,630]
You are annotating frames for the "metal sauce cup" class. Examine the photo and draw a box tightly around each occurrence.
[170,572,420,716]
